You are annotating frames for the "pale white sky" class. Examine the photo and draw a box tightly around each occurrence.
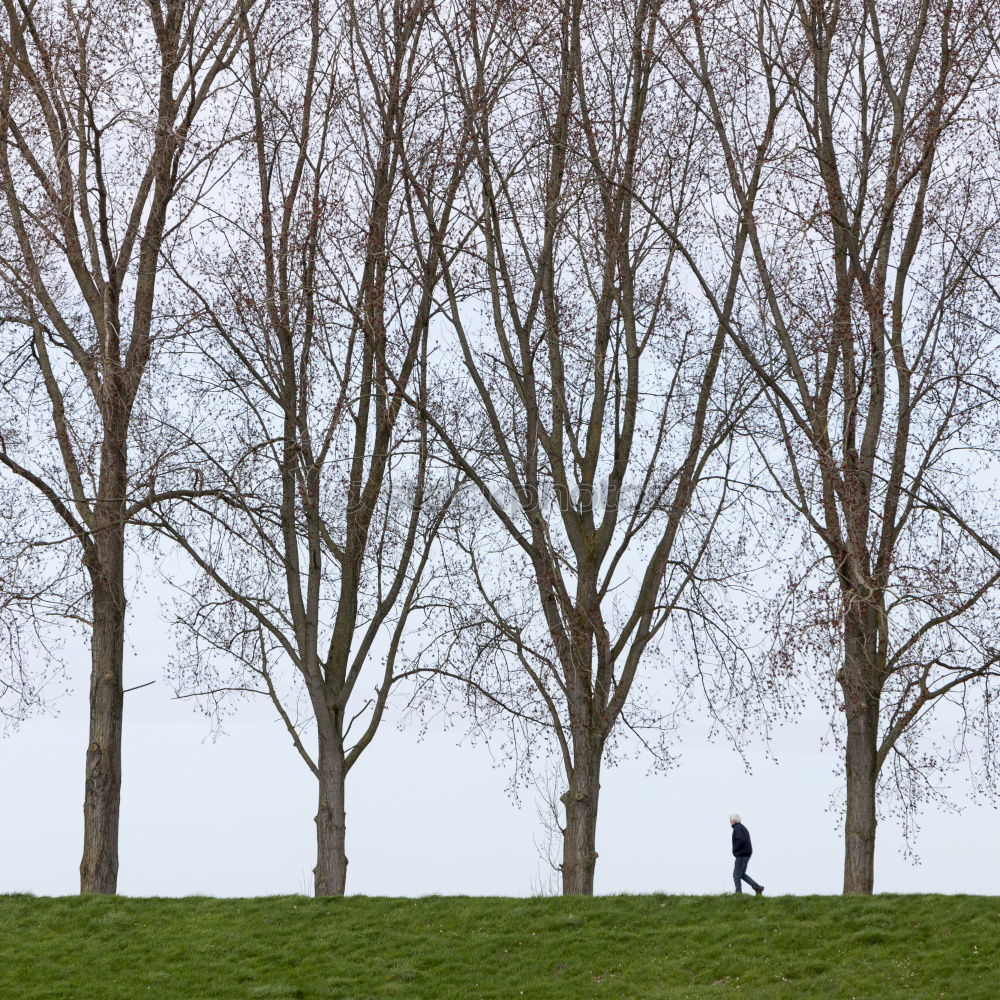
[2,590,997,897]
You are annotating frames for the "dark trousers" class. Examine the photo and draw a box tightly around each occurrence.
[733,855,761,893]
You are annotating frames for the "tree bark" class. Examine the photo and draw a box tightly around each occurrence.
[840,613,880,895]
[314,731,348,897]
[79,524,126,895]
[560,748,602,895]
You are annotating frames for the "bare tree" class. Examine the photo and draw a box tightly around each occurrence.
[403,0,760,895]
[677,0,1000,892]
[0,0,254,893]
[151,0,468,896]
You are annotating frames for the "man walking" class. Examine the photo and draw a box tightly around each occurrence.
[730,813,764,895]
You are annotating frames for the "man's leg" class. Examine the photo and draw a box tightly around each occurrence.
[733,856,747,893]
[740,863,763,894]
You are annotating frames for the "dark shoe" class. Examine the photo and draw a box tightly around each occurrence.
[754,886,764,896]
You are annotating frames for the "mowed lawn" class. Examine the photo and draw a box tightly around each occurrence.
[1,893,996,999]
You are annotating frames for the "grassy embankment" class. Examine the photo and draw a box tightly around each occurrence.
[1,893,995,998]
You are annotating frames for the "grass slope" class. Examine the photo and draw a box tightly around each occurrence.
[1,894,996,999]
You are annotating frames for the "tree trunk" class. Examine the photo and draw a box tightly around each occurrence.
[560,752,602,895]
[843,705,878,893]
[840,614,880,895]
[314,733,348,897]
[79,531,126,895]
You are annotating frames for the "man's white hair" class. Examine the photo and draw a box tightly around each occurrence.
[730,813,741,824]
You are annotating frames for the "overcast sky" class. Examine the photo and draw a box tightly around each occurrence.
[2,586,997,898]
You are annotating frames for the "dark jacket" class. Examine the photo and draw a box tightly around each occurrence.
[731,822,752,858]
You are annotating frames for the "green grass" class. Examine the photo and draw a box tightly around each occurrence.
[1,893,996,998]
